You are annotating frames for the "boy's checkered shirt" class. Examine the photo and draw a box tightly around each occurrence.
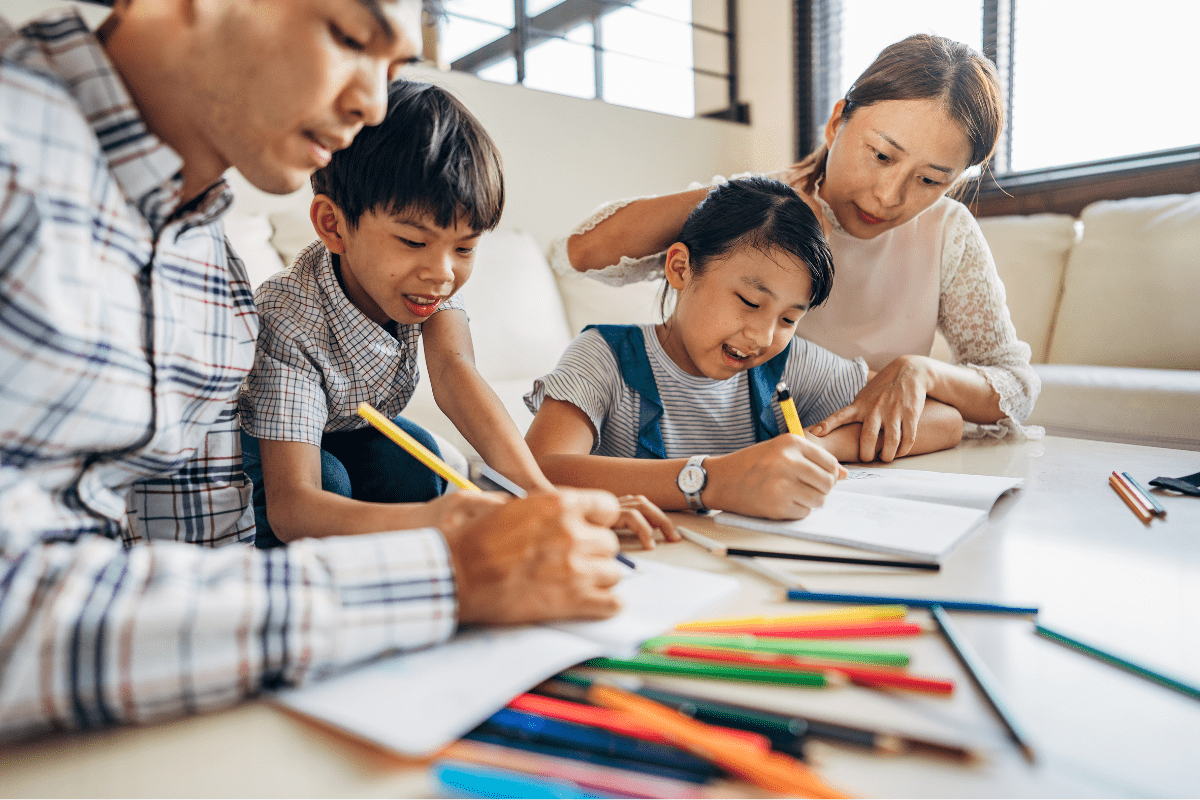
[0,10,457,737]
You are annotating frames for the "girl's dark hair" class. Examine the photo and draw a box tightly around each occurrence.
[673,176,834,308]
[311,80,504,231]
[798,34,1003,196]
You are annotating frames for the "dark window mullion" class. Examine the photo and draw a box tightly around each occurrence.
[514,0,528,84]
[982,0,1015,174]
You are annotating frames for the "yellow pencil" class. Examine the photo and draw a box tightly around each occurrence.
[357,402,481,492]
[775,381,805,437]
[675,605,907,631]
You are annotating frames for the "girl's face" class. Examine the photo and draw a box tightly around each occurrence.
[819,98,974,240]
[658,244,813,380]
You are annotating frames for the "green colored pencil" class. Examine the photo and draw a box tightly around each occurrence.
[582,654,829,687]
[1035,623,1200,701]
[639,634,910,667]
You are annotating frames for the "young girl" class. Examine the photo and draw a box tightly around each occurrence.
[558,34,1038,465]
[525,178,962,521]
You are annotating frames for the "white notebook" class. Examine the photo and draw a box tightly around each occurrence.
[272,559,739,756]
[716,468,1022,563]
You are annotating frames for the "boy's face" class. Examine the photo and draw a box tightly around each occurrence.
[178,0,423,195]
[328,204,482,327]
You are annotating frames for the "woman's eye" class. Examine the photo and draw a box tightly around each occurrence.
[872,149,890,163]
[920,176,943,187]
[737,294,760,309]
[331,23,366,52]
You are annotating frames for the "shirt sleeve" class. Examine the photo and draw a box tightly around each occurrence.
[938,207,1042,434]
[785,338,870,427]
[0,509,456,738]
[524,329,624,451]
[238,295,331,446]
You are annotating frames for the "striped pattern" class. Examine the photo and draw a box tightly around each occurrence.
[239,241,464,446]
[0,11,457,738]
[525,325,867,457]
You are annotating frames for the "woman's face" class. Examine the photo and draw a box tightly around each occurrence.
[819,98,974,240]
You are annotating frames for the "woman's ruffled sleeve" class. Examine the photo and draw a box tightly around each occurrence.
[938,207,1044,439]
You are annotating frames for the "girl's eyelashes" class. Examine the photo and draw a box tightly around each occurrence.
[737,294,759,309]
[330,22,367,52]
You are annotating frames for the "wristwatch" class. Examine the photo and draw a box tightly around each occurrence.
[676,455,709,512]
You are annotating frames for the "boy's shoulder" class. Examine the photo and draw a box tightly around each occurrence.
[253,240,333,321]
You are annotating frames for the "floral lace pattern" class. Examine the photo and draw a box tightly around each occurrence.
[549,176,1043,438]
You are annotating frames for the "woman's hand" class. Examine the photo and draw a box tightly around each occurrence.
[705,436,846,520]
[811,355,934,463]
[612,494,681,550]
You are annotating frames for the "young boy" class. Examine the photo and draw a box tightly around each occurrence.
[239,80,553,547]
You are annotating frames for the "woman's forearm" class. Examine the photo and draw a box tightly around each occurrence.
[918,356,1006,424]
[568,187,710,272]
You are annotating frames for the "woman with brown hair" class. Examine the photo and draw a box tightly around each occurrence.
[554,34,1039,463]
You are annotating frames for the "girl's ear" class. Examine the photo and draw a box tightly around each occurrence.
[824,98,848,149]
[310,195,348,254]
[664,242,691,291]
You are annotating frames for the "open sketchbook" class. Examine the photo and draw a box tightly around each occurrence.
[272,559,739,757]
[717,468,1023,563]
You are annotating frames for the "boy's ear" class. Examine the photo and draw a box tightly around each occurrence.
[310,195,348,254]
[664,243,691,291]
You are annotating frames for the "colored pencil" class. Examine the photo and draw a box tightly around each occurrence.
[441,740,719,799]
[1109,474,1152,524]
[930,604,1036,762]
[668,620,923,639]
[659,644,955,694]
[583,654,830,687]
[677,525,935,571]
[676,604,907,631]
[433,760,605,799]
[1035,623,1200,701]
[642,633,911,666]
[787,589,1039,616]
[507,693,772,750]
[1112,471,1156,517]
[1120,471,1166,516]
[358,402,480,492]
[545,676,978,762]
[586,681,849,797]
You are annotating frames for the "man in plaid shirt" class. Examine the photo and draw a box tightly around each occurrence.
[0,0,624,739]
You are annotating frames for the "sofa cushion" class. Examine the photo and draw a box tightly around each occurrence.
[977,213,1077,364]
[1048,192,1200,370]
[1028,364,1200,451]
[556,271,671,336]
[456,231,573,383]
[223,214,286,289]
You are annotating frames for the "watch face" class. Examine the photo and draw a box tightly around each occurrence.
[678,465,706,494]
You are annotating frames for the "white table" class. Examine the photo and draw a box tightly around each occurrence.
[1,436,1198,798]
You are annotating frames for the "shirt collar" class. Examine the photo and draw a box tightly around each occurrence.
[812,174,846,236]
[7,9,231,235]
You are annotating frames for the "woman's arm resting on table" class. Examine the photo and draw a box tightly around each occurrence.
[258,438,503,542]
[807,395,963,463]
[424,309,555,493]
[526,397,844,523]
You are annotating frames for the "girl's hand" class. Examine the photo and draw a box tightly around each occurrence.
[811,355,933,463]
[612,494,681,550]
[705,436,846,520]
[427,491,508,537]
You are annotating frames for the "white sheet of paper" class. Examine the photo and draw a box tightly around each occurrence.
[272,559,738,756]
[839,468,1023,510]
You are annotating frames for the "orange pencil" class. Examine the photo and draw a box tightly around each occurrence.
[676,605,907,631]
[694,620,924,639]
[1111,471,1156,516]
[1110,474,1152,524]
[661,644,955,695]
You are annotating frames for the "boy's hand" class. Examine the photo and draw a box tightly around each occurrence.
[444,489,624,624]
[613,494,681,550]
[705,435,846,520]
[426,491,507,538]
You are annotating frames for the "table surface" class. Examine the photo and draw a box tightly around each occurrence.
[2,435,1198,798]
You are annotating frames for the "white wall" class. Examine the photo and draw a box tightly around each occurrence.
[738,0,800,171]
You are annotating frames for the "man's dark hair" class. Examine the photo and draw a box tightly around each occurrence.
[677,177,834,308]
[311,80,504,232]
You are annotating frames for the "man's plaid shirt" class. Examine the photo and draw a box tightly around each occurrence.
[0,11,456,738]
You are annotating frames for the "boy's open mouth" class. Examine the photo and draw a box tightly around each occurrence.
[722,344,752,367]
[403,294,442,317]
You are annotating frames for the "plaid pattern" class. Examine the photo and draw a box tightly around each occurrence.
[0,11,457,738]
[240,240,465,446]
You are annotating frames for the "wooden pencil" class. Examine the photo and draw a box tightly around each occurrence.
[1109,474,1152,524]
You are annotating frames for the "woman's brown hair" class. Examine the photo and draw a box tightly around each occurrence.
[798,34,1003,195]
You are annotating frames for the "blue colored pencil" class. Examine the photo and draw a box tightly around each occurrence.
[433,760,605,799]
[787,590,1038,616]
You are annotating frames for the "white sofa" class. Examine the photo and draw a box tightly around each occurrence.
[228,175,1200,461]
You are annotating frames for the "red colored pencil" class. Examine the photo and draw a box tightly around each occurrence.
[507,693,772,751]
[662,644,955,694]
[708,620,924,638]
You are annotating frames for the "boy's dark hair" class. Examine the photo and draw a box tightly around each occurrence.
[676,177,834,308]
[311,80,504,232]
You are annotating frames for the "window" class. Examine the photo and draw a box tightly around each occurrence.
[799,0,1200,178]
[436,0,746,121]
